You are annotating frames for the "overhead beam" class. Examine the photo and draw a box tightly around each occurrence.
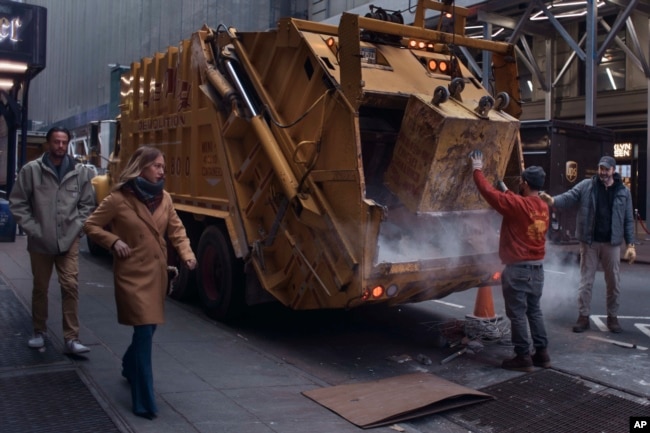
[477,10,547,37]
[597,0,639,60]
[607,0,650,16]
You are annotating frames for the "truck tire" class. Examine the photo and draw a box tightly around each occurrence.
[196,225,245,321]
[167,241,196,301]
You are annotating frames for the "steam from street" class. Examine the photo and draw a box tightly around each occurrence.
[541,245,581,313]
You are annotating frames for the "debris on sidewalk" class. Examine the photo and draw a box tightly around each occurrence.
[440,339,484,365]
[587,335,648,351]
[387,354,412,364]
[423,318,511,365]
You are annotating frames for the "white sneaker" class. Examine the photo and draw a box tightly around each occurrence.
[65,339,90,354]
[28,333,45,348]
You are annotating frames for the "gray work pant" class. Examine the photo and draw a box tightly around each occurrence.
[578,241,621,317]
[501,264,548,356]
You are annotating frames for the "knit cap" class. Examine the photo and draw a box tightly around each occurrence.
[522,166,546,190]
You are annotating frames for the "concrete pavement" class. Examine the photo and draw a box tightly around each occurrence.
[0,234,397,433]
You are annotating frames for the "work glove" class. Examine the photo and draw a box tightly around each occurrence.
[539,191,554,206]
[623,244,636,264]
[469,150,483,171]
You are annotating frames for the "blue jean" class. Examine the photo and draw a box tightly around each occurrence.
[122,324,158,416]
[501,264,548,356]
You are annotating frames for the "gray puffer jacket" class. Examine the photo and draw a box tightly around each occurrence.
[552,173,634,246]
[9,153,96,254]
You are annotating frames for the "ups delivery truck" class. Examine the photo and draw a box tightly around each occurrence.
[520,120,615,245]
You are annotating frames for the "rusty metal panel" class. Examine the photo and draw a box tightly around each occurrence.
[338,13,363,110]
[385,94,519,213]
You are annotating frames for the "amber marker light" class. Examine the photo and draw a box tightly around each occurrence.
[427,59,438,72]
[325,37,339,55]
[439,61,448,73]
[371,285,385,298]
[492,272,501,281]
[408,39,417,49]
[417,41,426,49]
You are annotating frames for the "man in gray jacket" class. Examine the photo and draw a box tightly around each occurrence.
[540,156,635,333]
[10,126,96,353]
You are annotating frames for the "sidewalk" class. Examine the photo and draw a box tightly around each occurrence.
[0,235,389,433]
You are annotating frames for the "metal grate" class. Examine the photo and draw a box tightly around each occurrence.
[446,369,649,433]
[0,369,121,433]
[0,289,65,369]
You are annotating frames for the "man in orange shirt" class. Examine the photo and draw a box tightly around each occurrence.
[470,150,550,372]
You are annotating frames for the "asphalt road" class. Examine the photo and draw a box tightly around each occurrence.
[170,242,650,400]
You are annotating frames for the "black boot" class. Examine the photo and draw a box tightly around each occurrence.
[607,316,622,333]
[501,354,534,372]
[532,348,551,368]
[572,315,590,333]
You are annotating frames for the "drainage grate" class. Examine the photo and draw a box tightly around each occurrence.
[0,369,121,433]
[0,289,65,368]
[446,369,649,433]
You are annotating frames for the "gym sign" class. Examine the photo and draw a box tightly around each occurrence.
[614,142,632,158]
[0,1,46,72]
[0,16,21,42]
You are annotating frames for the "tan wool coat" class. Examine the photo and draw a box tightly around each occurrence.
[83,189,195,325]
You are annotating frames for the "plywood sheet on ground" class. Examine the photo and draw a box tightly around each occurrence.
[302,372,493,428]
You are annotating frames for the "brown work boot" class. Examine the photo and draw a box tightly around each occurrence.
[572,315,590,333]
[607,316,622,333]
[501,354,534,372]
[532,348,551,368]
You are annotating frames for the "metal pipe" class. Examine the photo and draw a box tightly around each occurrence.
[224,60,258,116]
[205,65,237,103]
[250,115,300,201]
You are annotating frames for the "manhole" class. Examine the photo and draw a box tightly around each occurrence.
[446,369,649,433]
[0,289,65,368]
[0,369,121,433]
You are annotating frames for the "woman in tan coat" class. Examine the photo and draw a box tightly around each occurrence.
[84,146,196,419]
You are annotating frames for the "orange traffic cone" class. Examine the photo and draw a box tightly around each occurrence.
[466,286,500,321]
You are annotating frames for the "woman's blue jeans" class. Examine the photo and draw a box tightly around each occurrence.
[122,324,158,416]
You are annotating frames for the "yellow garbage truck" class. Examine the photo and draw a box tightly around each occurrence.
[92,1,524,320]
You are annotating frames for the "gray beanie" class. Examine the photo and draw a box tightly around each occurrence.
[522,166,546,190]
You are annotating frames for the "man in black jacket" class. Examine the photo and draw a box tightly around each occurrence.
[540,156,635,333]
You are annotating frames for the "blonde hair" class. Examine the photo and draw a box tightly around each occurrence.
[113,146,163,191]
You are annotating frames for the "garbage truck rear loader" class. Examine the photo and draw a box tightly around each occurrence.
[94,1,524,320]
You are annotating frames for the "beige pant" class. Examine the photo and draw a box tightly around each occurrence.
[29,238,80,341]
[578,241,621,317]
